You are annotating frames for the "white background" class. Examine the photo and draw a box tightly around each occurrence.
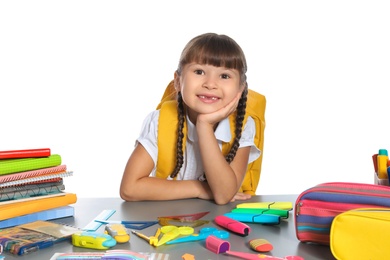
[1,1,389,198]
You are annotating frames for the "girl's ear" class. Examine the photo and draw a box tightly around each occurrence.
[174,71,181,92]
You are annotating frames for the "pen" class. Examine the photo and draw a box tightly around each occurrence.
[377,149,388,179]
[130,230,151,243]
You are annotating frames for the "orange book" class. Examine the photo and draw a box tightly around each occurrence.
[0,192,77,221]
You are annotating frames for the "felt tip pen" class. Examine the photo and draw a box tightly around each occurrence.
[224,212,280,225]
[214,215,251,236]
[377,149,388,179]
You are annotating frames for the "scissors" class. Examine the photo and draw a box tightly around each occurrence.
[156,225,194,246]
[166,227,230,245]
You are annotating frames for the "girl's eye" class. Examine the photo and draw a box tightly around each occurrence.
[194,69,204,75]
[221,74,230,79]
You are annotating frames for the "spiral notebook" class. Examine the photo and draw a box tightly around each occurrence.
[0,170,73,188]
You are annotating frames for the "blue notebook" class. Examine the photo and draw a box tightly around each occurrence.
[0,206,74,229]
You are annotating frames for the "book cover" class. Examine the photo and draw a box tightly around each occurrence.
[0,206,74,229]
[0,148,51,159]
[0,154,62,175]
[0,192,77,221]
[0,220,80,255]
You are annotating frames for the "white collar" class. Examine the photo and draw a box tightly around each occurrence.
[186,115,231,143]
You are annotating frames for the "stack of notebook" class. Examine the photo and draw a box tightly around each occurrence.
[0,148,77,228]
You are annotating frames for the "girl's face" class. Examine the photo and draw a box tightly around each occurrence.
[176,62,243,123]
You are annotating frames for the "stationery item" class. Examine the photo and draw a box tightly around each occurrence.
[225,250,304,260]
[377,149,389,179]
[104,223,130,243]
[295,182,390,245]
[205,234,231,254]
[0,165,67,184]
[158,211,209,221]
[0,169,72,188]
[236,202,293,210]
[83,209,116,231]
[157,211,210,228]
[0,154,62,175]
[158,217,209,227]
[0,181,65,202]
[205,235,303,260]
[166,227,229,245]
[231,208,290,218]
[214,215,251,236]
[224,212,280,225]
[0,148,51,159]
[330,208,390,260]
[96,219,158,230]
[0,205,74,228]
[0,220,80,255]
[131,230,155,245]
[0,192,77,221]
[72,231,117,250]
[249,238,273,252]
[51,250,156,260]
[156,225,194,246]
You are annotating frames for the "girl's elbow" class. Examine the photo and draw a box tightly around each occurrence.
[120,188,139,202]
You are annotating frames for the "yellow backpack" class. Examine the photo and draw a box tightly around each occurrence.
[155,80,266,195]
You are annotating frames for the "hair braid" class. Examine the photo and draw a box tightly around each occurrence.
[225,88,248,163]
[170,92,185,178]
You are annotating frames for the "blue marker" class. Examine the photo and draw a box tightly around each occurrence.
[387,166,390,185]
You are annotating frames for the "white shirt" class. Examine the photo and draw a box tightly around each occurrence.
[137,110,261,180]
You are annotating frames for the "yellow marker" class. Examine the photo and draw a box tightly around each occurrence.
[377,149,388,179]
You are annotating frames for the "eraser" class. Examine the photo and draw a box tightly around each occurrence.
[206,235,230,254]
[249,238,273,252]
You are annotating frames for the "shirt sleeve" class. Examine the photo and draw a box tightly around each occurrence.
[136,110,159,170]
[239,116,261,164]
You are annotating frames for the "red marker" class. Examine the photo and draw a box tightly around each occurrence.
[214,215,251,236]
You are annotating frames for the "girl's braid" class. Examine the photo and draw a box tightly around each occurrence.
[225,88,248,163]
[170,92,185,178]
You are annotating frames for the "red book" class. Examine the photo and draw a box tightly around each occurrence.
[0,148,51,159]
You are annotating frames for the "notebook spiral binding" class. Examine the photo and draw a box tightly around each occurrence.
[0,183,65,201]
[0,171,73,188]
[0,165,67,184]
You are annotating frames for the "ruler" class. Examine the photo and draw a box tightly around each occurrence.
[83,209,116,231]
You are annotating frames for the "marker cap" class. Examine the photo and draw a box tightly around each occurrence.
[206,235,230,254]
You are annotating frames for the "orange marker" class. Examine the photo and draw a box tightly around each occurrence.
[377,149,388,179]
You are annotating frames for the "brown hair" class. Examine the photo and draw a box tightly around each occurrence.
[171,33,248,178]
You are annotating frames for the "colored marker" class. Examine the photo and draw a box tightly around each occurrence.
[214,215,251,236]
[377,149,388,179]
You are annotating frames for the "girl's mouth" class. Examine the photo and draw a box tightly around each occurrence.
[198,95,220,101]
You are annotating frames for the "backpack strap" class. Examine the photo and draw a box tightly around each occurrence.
[156,100,187,179]
[238,89,266,195]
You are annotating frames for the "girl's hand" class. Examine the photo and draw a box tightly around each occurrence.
[230,192,252,202]
[197,91,242,126]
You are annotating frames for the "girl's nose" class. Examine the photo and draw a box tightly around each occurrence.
[202,77,217,90]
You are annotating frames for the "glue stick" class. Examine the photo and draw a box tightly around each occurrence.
[377,149,388,179]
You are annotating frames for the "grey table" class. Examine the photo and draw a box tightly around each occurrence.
[1,195,335,259]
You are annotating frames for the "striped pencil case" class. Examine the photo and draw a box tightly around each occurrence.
[294,182,390,245]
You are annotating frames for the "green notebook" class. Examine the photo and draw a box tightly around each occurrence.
[0,154,62,175]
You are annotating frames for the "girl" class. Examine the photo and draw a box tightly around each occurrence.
[120,33,261,205]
